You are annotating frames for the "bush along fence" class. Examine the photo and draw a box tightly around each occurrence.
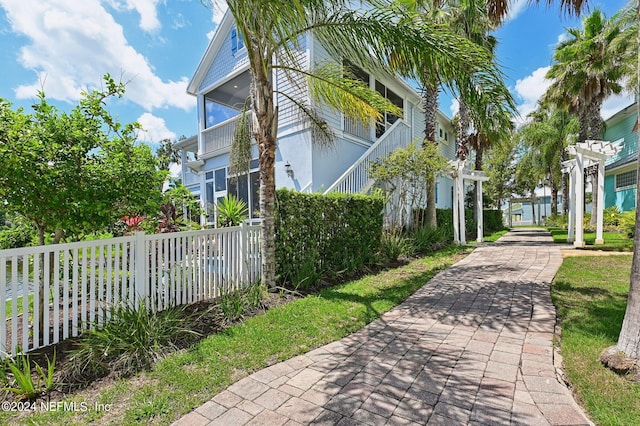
[0,224,261,357]
[275,189,384,289]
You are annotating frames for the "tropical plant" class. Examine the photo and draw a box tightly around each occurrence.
[67,303,200,380]
[216,194,249,227]
[2,351,56,401]
[158,202,180,233]
[206,0,511,289]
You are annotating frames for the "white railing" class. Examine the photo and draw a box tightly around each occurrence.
[0,224,261,357]
[325,120,411,194]
[202,113,254,156]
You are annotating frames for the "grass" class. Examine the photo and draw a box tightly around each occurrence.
[548,227,634,251]
[552,255,640,426]
[482,229,508,243]
[2,245,470,425]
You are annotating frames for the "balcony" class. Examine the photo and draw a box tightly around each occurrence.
[201,113,254,157]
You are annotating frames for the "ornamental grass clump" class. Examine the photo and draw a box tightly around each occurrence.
[67,302,201,381]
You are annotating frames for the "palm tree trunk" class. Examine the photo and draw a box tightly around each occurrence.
[615,1,640,359]
[588,99,603,226]
[248,47,278,289]
[561,149,569,215]
[456,101,470,161]
[422,81,439,228]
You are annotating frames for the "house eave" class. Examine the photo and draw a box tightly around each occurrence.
[187,10,236,96]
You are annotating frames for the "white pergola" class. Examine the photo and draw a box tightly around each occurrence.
[563,139,623,247]
[450,160,489,245]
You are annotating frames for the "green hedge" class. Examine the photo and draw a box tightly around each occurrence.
[435,208,504,238]
[275,189,384,289]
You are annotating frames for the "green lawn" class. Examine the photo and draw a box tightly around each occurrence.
[3,245,470,425]
[548,227,633,251]
[553,255,640,426]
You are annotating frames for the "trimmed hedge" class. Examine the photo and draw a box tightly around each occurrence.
[275,189,384,289]
[436,208,504,238]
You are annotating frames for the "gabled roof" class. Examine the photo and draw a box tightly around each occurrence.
[187,10,235,96]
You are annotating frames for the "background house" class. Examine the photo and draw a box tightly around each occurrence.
[178,10,458,226]
[603,102,638,212]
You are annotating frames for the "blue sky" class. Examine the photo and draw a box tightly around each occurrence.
[0,0,634,163]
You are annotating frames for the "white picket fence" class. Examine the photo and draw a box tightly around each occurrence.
[0,224,261,357]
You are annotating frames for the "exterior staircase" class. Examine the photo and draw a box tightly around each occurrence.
[324,120,411,195]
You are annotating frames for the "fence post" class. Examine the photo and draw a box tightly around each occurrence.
[134,231,148,307]
[240,222,248,287]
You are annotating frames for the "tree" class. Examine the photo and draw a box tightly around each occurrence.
[517,106,578,216]
[0,75,166,245]
[484,134,517,210]
[545,8,629,224]
[369,141,448,231]
[206,0,506,289]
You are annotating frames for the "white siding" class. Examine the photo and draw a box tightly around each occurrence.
[276,35,309,128]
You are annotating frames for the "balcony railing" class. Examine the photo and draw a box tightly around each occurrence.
[202,113,254,156]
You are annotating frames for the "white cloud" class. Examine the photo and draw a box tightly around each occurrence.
[602,92,636,121]
[449,98,459,118]
[210,0,227,26]
[513,66,552,124]
[1,0,194,111]
[137,112,176,143]
[105,0,161,33]
[504,0,528,22]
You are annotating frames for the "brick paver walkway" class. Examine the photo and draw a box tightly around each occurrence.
[173,228,592,426]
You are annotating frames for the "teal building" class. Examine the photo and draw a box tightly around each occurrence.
[604,102,638,212]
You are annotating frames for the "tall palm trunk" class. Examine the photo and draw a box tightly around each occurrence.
[456,101,471,161]
[422,81,438,228]
[616,1,640,359]
[248,47,278,289]
[561,148,569,215]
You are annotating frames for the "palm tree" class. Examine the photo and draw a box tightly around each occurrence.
[486,0,640,365]
[517,106,578,216]
[545,9,629,224]
[206,0,505,289]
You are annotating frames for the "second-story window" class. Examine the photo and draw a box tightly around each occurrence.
[231,26,245,55]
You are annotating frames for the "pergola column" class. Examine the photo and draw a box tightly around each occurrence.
[574,151,585,248]
[476,180,484,243]
[567,165,576,243]
[595,159,605,244]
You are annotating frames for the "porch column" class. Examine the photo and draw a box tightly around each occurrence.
[595,159,605,244]
[568,167,575,243]
[574,152,585,248]
[453,173,460,244]
[197,95,206,156]
[476,180,483,243]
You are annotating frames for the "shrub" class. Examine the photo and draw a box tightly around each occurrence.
[619,209,636,238]
[545,214,568,228]
[275,189,383,289]
[1,351,56,401]
[219,284,267,322]
[67,302,200,381]
[603,206,621,229]
[379,232,415,263]
[412,225,451,253]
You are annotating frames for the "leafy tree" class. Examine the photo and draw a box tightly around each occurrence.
[369,141,448,232]
[0,75,166,245]
[162,184,203,226]
[206,0,504,288]
[484,136,517,209]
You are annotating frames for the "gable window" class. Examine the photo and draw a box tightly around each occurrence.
[231,26,245,55]
[615,170,637,190]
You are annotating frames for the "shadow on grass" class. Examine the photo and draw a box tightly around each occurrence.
[554,280,628,341]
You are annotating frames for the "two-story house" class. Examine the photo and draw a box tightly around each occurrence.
[178,10,459,226]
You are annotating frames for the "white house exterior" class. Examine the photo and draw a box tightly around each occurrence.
[179,10,458,226]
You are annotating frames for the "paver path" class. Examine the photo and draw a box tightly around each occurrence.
[173,228,592,426]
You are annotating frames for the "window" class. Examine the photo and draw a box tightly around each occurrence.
[227,161,261,219]
[230,27,245,55]
[375,80,403,138]
[616,170,637,190]
[435,183,439,204]
[205,172,216,223]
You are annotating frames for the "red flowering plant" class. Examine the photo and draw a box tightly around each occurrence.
[119,214,146,235]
